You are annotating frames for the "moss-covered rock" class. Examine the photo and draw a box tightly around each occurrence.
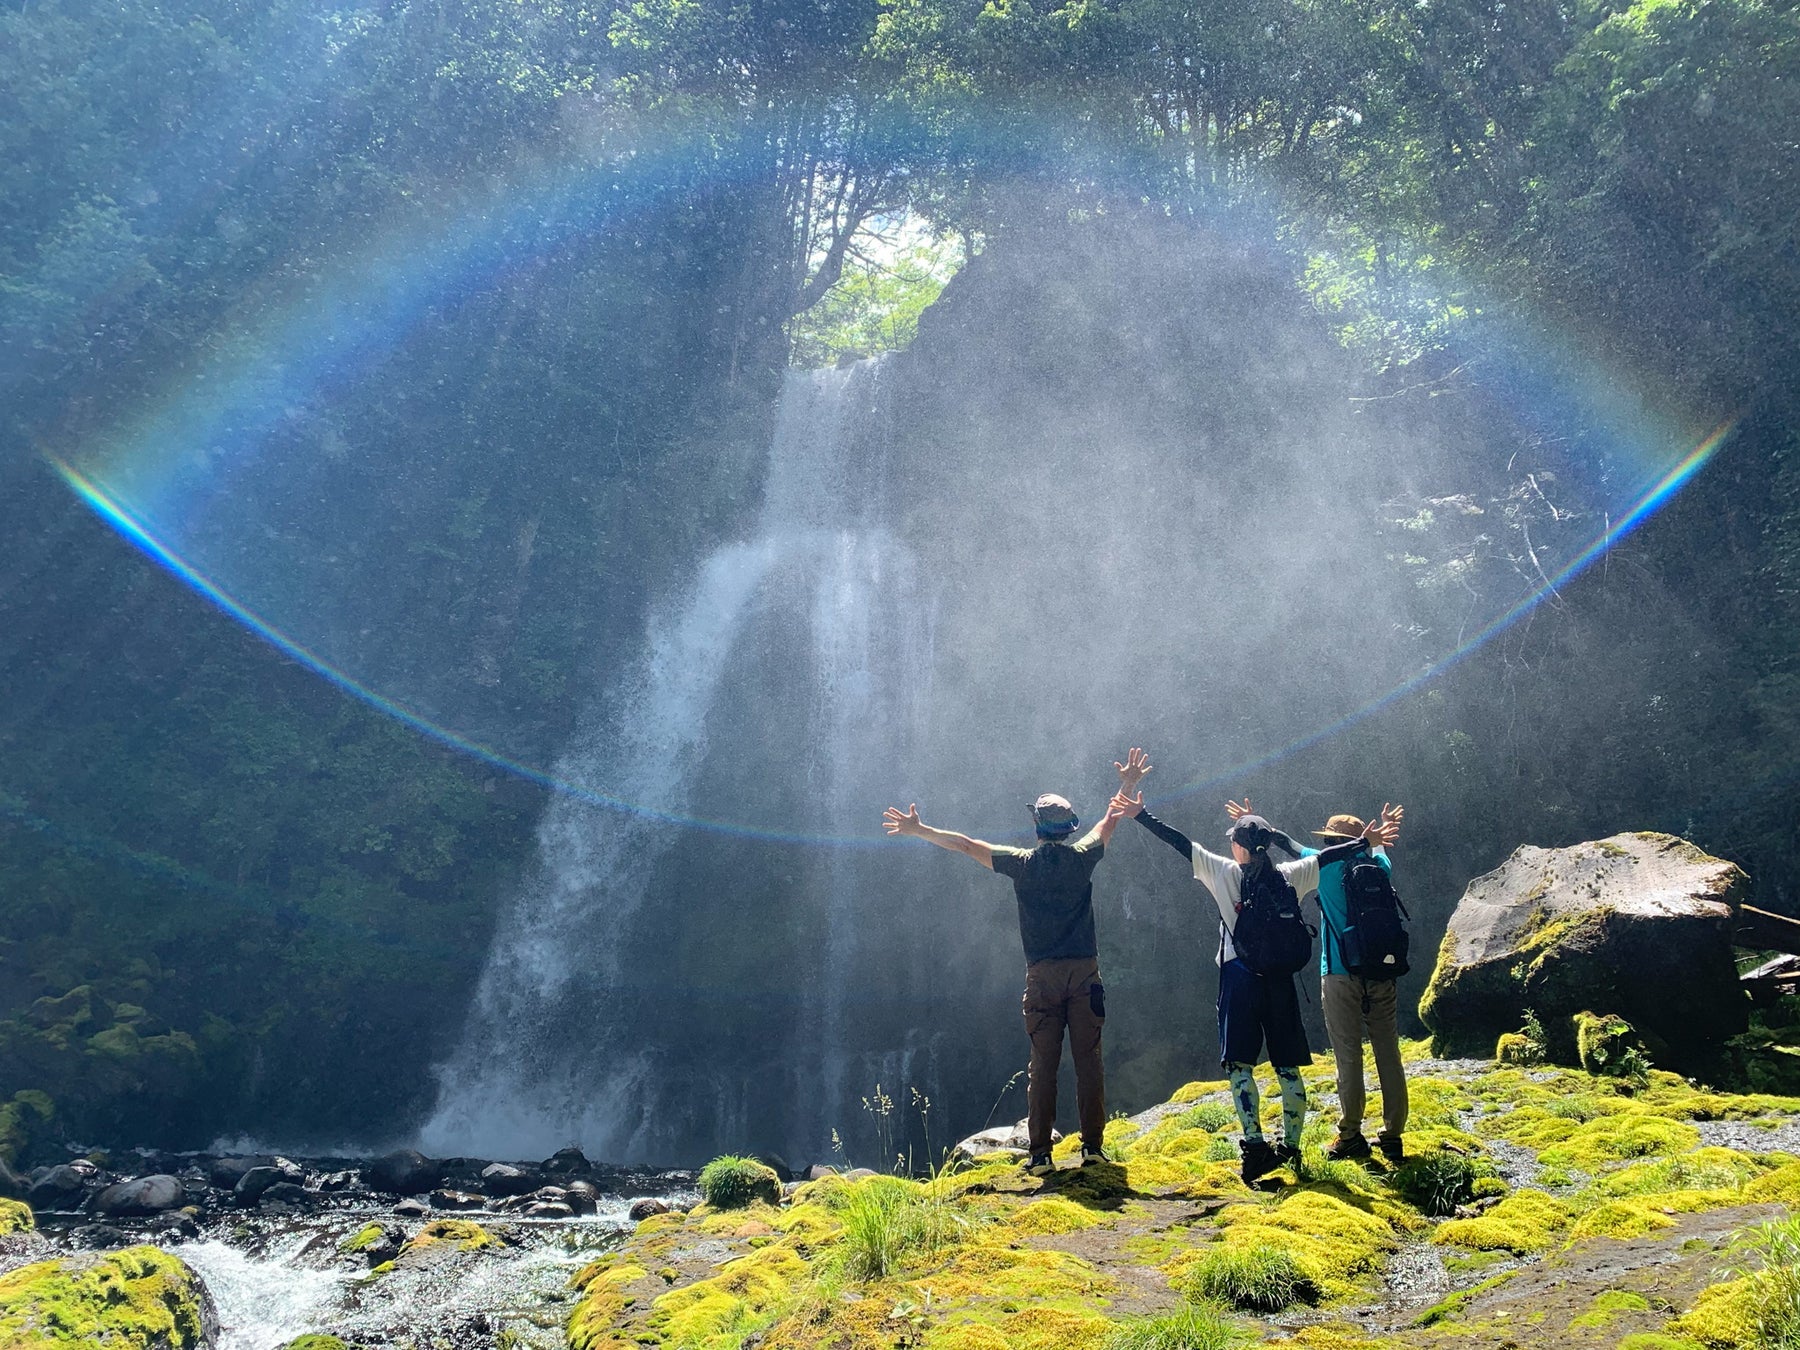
[696,1154,782,1210]
[279,1338,351,1350]
[1420,833,1748,1071]
[0,1197,33,1235]
[0,1244,216,1348]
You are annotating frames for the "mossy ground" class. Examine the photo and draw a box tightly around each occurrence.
[570,1048,1800,1350]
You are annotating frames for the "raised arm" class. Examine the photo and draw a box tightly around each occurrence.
[1111,790,1195,861]
[882,804,995,870]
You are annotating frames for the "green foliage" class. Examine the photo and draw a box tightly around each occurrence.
[696,1156,782,1210]
[821,1174,968,1280]
[0,1199,33,1236]
[789,222,965,365]
[1720,1214,1800,1350]
[1391,1150,1487,1218]
[1181,1243,1316,1313]
[1176,1103,1234,1134]
[1103,1301,1250,1350]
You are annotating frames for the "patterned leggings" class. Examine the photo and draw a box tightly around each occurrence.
[1226,1062,1306,1148]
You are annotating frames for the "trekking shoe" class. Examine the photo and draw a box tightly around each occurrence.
[1377,1137,1406,1164]
[1239,1137,1280,1183]
[1080,1148,1108,1166]
[1272,1141,1300,1168]
[1326,1133,1373,1161]
[1025,1153,1055,1176]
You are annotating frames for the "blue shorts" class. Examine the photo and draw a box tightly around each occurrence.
[1218,957,1313,1069]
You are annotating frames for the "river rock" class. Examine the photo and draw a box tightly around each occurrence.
[563,1181,600,1215]
[209,1156,267,1190]
[522,1200,574,1218]
[1420,831,1749,1069]
[26,1164,89,1209]
[0,1155,25,1200]
[951,1118,1051,1162]
[479,1162,537,1196]
[91,1174,186,1218]
[364,1150,441,1195]
[234,1166,292,1203]
[393,1197,431,1217]
[145,1210,201,1240]
[431,1189,485,1211]
[258,1182,312,1208]
[543,1147,590,1174]
[628,1197,670,1220]
[67,1222,131,1249]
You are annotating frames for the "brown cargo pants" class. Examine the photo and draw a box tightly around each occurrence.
[1023,956,1106,1155]
[1322,973,1409,1144]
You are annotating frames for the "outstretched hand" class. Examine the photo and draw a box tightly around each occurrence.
[883,804,925,837]
[1115,747,1153,792]
[1364,802,1404,848]
[1110,790,1145,819]
[1224,797,1253,821]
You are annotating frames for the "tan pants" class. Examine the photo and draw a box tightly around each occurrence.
[1022,957,1106,1155]
[1322,974,1409,1143]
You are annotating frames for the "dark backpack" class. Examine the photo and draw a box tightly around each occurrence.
[1327,853,1411,980]
[1231,858,1315,976]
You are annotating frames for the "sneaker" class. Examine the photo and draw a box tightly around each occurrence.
[1080,1148,1108,1166]
[1026,1153,1055,1176]
[1239,1137,1279,1183]
[1377,1137,1406,1163]
[1326,1133,1372,1161]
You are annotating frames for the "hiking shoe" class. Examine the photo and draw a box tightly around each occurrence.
[1272,1142,1300,1168]
[1377,1137,1406,1163]
[1025,1153,1055,1176]
[1239,1137,1280,1183]
[1326,1133,1372,1161]
[1080,1148,1108,1166]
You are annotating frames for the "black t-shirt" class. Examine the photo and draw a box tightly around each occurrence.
[990,838,1104,964]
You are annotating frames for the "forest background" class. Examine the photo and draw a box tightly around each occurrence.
[1,0,1797,1162]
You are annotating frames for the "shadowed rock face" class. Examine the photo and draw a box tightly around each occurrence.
[1420,832,1749,1069]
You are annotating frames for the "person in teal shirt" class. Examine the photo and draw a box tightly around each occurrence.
[1230,800,1409,1162]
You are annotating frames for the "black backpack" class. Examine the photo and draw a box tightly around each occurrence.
[1231,858,1315,976]
[1326,853,1411,980]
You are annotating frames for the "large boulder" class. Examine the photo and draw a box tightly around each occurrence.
[1420,831,1749,1069]
[26,1165,89,1210]
[90,1174,188,1218]
[0,1245,218,1348]
[363,1150,442,1196]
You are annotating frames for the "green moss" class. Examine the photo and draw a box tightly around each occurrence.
[1414,1270,1520,1326]
[1434,1189,1570,1254]
[1669,1278,1763,1348]
[1570,1288,1653,1327]
[647,1244,807,1346]
[399,1218,500,1255]
[696,1154,781,1210]
[0,1198,34,1235]
[1009,1196,1104,1235]
[1538,1111,1701,1167]
[279,1338,352,1350]
[1615,1336,1707,1350]
[1099,1301,1249,1350]
[0,1245,212,1348]
[338,1223,387,1254]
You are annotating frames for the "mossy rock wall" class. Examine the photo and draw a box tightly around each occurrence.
[0,1244,217,1348]
[1420,832,1748,1069]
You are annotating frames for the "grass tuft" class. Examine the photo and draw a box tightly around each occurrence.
[1103,1300,1250,1350]
[696,1154,781,1210]
[1391,1149,1486,1217]
[1181,1243,1317,1312]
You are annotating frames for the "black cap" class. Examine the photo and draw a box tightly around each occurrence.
[1229,814,1275,851]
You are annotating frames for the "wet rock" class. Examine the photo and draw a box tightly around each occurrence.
[91,1174,186,1218]
[1421,832,1749,1070]
[394,1197,431,1217]
[67,1222,130,1249]
[145,1210,201,1240]
[258,1182,312,1208]
[341,1221,405,1266]
[209,1156,268,1190]
[365,1149,442,1195]
[26,1164,89,1209]
[543,1146,590,1174]
[315,1170,357,1192]
[563,1181,600,1215]
[628,1197,669,1220]
[755,1153,795,1183]
[235,1166,294,1203]
[479,1162,536,1196]
[431,1189,485,1211]
[522,1201,574,1218]
[0,1155,26,1200]
[805,1165,840,1182]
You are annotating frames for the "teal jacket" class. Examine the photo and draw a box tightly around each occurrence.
[1300,844,1391,978]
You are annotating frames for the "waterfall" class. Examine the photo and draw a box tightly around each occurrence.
[422,359,936,1164]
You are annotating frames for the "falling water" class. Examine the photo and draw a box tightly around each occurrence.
[422,359,936,1163]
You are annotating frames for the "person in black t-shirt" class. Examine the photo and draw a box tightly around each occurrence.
[882,791,1126,1175]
